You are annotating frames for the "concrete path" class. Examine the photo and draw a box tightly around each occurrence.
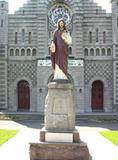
[0,120,118,160]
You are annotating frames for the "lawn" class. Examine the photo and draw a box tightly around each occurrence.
[0,129,18,145]
[100,131,118,146]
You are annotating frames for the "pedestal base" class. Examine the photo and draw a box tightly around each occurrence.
[40,128,80,143]
[29,142,90,160]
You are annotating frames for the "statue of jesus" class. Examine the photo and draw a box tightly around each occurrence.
[50,19,72,80]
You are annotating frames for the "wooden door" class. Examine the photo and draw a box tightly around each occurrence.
[18,80,30,110]
[91,81,104,111]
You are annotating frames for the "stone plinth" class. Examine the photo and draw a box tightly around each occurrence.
[29,142,90,160]
[40,128,80,143]
[45,82,75,132]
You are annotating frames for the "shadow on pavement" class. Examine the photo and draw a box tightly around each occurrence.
[14,119,118,131]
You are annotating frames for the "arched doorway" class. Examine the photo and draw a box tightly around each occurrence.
[91,80,104,111]
[18,80,30,110]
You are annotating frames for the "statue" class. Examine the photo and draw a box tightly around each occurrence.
[50,19,72,80]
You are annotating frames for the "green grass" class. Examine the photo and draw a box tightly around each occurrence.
[100,131,118,146]
[0,129,19,145]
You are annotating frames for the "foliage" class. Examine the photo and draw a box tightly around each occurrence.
[0,129,18,145]
[100,131,118,146]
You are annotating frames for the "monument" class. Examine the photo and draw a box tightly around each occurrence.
[29,19,90,160]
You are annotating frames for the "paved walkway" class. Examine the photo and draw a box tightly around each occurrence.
[0,120,118,160]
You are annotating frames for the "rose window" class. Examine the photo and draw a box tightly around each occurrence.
[48,4,72,27]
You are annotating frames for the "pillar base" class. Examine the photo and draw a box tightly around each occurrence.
[29,142,90,160]
[40,128,80,143]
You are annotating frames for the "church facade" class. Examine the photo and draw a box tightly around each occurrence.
[0,0,118,114]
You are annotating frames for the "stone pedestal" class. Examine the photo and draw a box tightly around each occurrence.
[29,81,90,160]
[45,82,75,132]
[30,142,90,160]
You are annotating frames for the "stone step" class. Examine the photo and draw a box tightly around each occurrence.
[0,112,118,121]
[0,112,44,121]
[75,113,118,122]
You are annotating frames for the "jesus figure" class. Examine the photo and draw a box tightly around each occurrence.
[50,19,72,80]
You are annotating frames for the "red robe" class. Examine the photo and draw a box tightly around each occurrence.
[51,30,68,76]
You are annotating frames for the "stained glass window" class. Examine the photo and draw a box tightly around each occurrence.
[48,4,72,27]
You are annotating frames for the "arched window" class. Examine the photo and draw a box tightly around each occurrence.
[15,49,19,56]
[84,48,88,56]
[101,48,106,56]
[21,48,25,56]
[27,48,31,56]
[89,32,92,43]
[103,32,106,43]
[96,9,98,15]
[1,3,4,8]
[48,47,51,55]
[23,10,25,15]
[32,48,36,56]
[68,47,72,55]
[90,48,94,56]
[1,19,3,27]
[15,32,18,44]
[107,48,111,56]
[10,49,14,56]
[28,32,31,44]
[96,48,100,56]
[96,28,99,42]
[22,29,25,43]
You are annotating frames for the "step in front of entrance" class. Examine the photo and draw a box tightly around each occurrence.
[0,112,118,121]
[0,112,44,121]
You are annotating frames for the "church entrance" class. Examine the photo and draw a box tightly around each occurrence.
[91,80,104,111]
[18,80,30,110]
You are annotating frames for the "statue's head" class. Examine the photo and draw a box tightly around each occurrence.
[57,19,66,31]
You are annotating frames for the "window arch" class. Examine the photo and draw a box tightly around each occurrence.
[96,48,100,56]
[96,9,98,15]
[32,48,36,56]
[103,32,106,43]
[28,32,31,44]
[90,48,94,56]
[96,28,99,42]
[101,48,106,56]
[89,32,92,43]
[21,48,25,56]
[10,48,14,56]
[15,49,19,56]
[15,32,18,44]
[84,48,88,56]
[68,47,72,55]
[1,3,4,8]
[27,48,31,56]
[107,48,111,56]
[1,19,3,27]
[23,10,25,15]
[22,29,25,43]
